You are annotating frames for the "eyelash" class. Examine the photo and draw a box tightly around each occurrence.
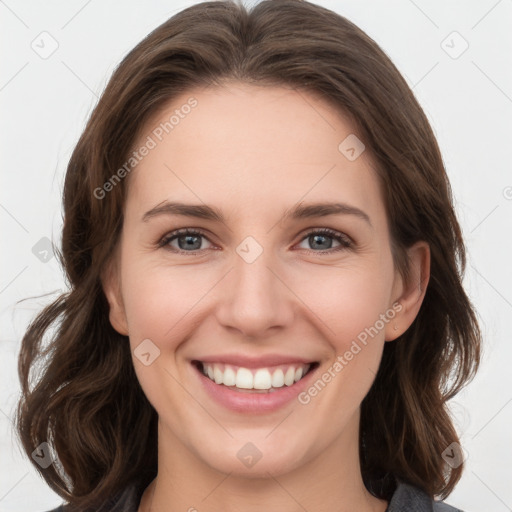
[157,227,353,255]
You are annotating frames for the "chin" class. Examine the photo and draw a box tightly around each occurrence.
[197,438,307,478]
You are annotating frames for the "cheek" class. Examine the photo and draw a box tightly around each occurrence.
[120,262,206,418]
[122,260,210,343]
[292,262,395,349]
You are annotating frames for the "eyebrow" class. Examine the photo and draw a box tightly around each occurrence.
[142,200,372,226]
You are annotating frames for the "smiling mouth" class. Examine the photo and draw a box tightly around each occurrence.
[192,360,319,393]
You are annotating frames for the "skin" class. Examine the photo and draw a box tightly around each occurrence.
[103,82,430,512]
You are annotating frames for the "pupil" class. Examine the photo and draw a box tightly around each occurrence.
[311,234,331,250]
[179,235,201,250]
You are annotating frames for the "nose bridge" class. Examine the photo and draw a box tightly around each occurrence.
[215,237,294,336]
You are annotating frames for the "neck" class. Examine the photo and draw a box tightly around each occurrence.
[139,418,388,512]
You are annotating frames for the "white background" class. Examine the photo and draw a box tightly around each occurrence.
[1,0,511,511]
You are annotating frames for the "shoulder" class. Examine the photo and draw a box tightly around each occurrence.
[388,480,465,512]
[433,503,464,512]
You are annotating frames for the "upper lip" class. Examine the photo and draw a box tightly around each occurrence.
[193,354,316,368]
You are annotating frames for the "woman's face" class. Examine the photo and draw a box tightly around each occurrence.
[104,82,424,477]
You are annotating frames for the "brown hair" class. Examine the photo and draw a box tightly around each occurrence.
[15,0,481,509]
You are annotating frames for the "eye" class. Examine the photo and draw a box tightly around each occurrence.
[158,228,214,254]
[158,227,353,255]
[296,228,352,253]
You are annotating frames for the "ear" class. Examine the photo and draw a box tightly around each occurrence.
[385,241,430,341]
[101,255,129,336]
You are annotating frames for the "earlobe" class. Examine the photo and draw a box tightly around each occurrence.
[385,241,430,341]
[101,259,129,336]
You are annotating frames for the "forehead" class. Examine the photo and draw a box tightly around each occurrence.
[125,82,385,226]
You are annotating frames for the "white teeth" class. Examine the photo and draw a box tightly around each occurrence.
[223,366,236,386]
[235,368,253,389]
[284,367,295,386]
[213,366,223,385]
[253,369,272,389]
[200,362,312,390]
[271,369,284,388]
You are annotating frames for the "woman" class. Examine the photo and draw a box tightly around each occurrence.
[16,1,481,511]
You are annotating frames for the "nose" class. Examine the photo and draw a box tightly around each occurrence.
[214,247,295,339]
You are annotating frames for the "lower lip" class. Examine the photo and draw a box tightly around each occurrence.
[193,362,318,414]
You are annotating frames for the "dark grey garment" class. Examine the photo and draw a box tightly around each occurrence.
[44,480,465,512]
[385,481,464,511]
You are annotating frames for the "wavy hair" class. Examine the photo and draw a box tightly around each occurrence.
[16,0,481,510]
